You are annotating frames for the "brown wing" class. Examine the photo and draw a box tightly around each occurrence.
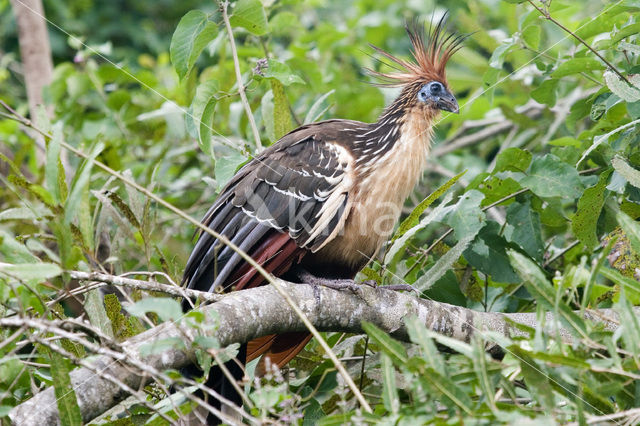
[182,119,360,294]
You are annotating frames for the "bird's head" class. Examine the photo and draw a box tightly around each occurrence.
[367,14,464,117]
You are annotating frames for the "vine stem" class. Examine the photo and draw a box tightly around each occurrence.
[0,99,372,413]
[526,0,632,86]
[220,0,263,151]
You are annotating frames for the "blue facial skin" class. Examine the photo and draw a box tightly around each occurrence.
[418,81,459,114]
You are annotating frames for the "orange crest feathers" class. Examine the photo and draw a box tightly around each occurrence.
[367,12,465,86]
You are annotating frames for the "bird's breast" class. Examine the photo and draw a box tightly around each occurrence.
[311,111,434,273]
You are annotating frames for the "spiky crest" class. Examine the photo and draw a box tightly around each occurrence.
[366,12,465,86]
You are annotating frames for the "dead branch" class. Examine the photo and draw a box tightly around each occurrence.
[7,279,623,425]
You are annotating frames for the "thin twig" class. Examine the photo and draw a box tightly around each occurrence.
[220,0,263,151]
[526,0,631,86]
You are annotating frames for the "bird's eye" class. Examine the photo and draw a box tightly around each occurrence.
[429,81,443,95]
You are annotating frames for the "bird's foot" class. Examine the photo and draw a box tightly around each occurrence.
[297,271,364,296]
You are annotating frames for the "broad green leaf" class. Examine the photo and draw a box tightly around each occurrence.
[521,25,540,49]
[612,155,640,188]
[414,234,475,291]
[603,71,640,102]
[271,79,293,140]
[494,147,532,173]
[230,0,268,36]
[395,170,466,240]
[361,321,408,365]
[65,142,104,224]
[262,59,305,86]
[381,354,399,414]
[126,297,183,322]
[50,351,82,426]
[215,151,248,189]
[617,211,640,255]
[531,78,558,107]
[551,58,604,78]
[188,80,219,158]
[0,262,61,281]
[84,289,114,338]
[477,176,522,207]
[465,223,519,283]
[489,38,515,69]
[520,154,583,199]
[572,170,611,250]
[170,10,218,80]
[504,201,544,261]
[445,190,486,240]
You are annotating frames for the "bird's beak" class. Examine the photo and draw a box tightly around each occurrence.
[436,90,459,114]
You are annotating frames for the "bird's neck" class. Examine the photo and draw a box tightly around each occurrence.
[353,95,435,169]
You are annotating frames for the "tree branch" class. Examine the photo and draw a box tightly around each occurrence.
[8,280,622,425]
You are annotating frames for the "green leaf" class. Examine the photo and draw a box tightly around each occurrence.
[615,289,640,356]
[414,234,475,291]
[510,347,555,411]
[601,267,640,295]
[464,223,519,283]
[494,147,532,173]
[520,154,583,199]
[504,201,544,261]
[551,58,604,78]
[489,39,515,69]
[531,78,558,107]
[361,321,408,365]
[617,211,640,255]
[230,0,268,36]
[50,351,83,426]
[262,59,305,86]
[405,316,445,374]
[521,25,540,49]
[603,71,640,102]
[65,142,104,224]
[126,297,183,322]
[84,289,114,338]
[572,170,611,250]
[170,10,218,80]
[445,190,486,240]
[612,155,640,188]
[419,369,474,414]
[381,354,399,414]
[508,251,588,337]
[271,79,293,140]
[395,170,466,240]
[304,90,334,124]
[45,125,65,204]
[188,80,219,158]
[215,151,247,189]
[0,262,61,281]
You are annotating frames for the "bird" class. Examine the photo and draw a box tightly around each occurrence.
[182,14,463,423]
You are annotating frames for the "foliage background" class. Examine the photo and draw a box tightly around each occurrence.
[2,0,640,423]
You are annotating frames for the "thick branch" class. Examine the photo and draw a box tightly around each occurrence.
[8,281,621,425]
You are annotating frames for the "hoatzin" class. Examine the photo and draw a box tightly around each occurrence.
[183,15,462,423]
